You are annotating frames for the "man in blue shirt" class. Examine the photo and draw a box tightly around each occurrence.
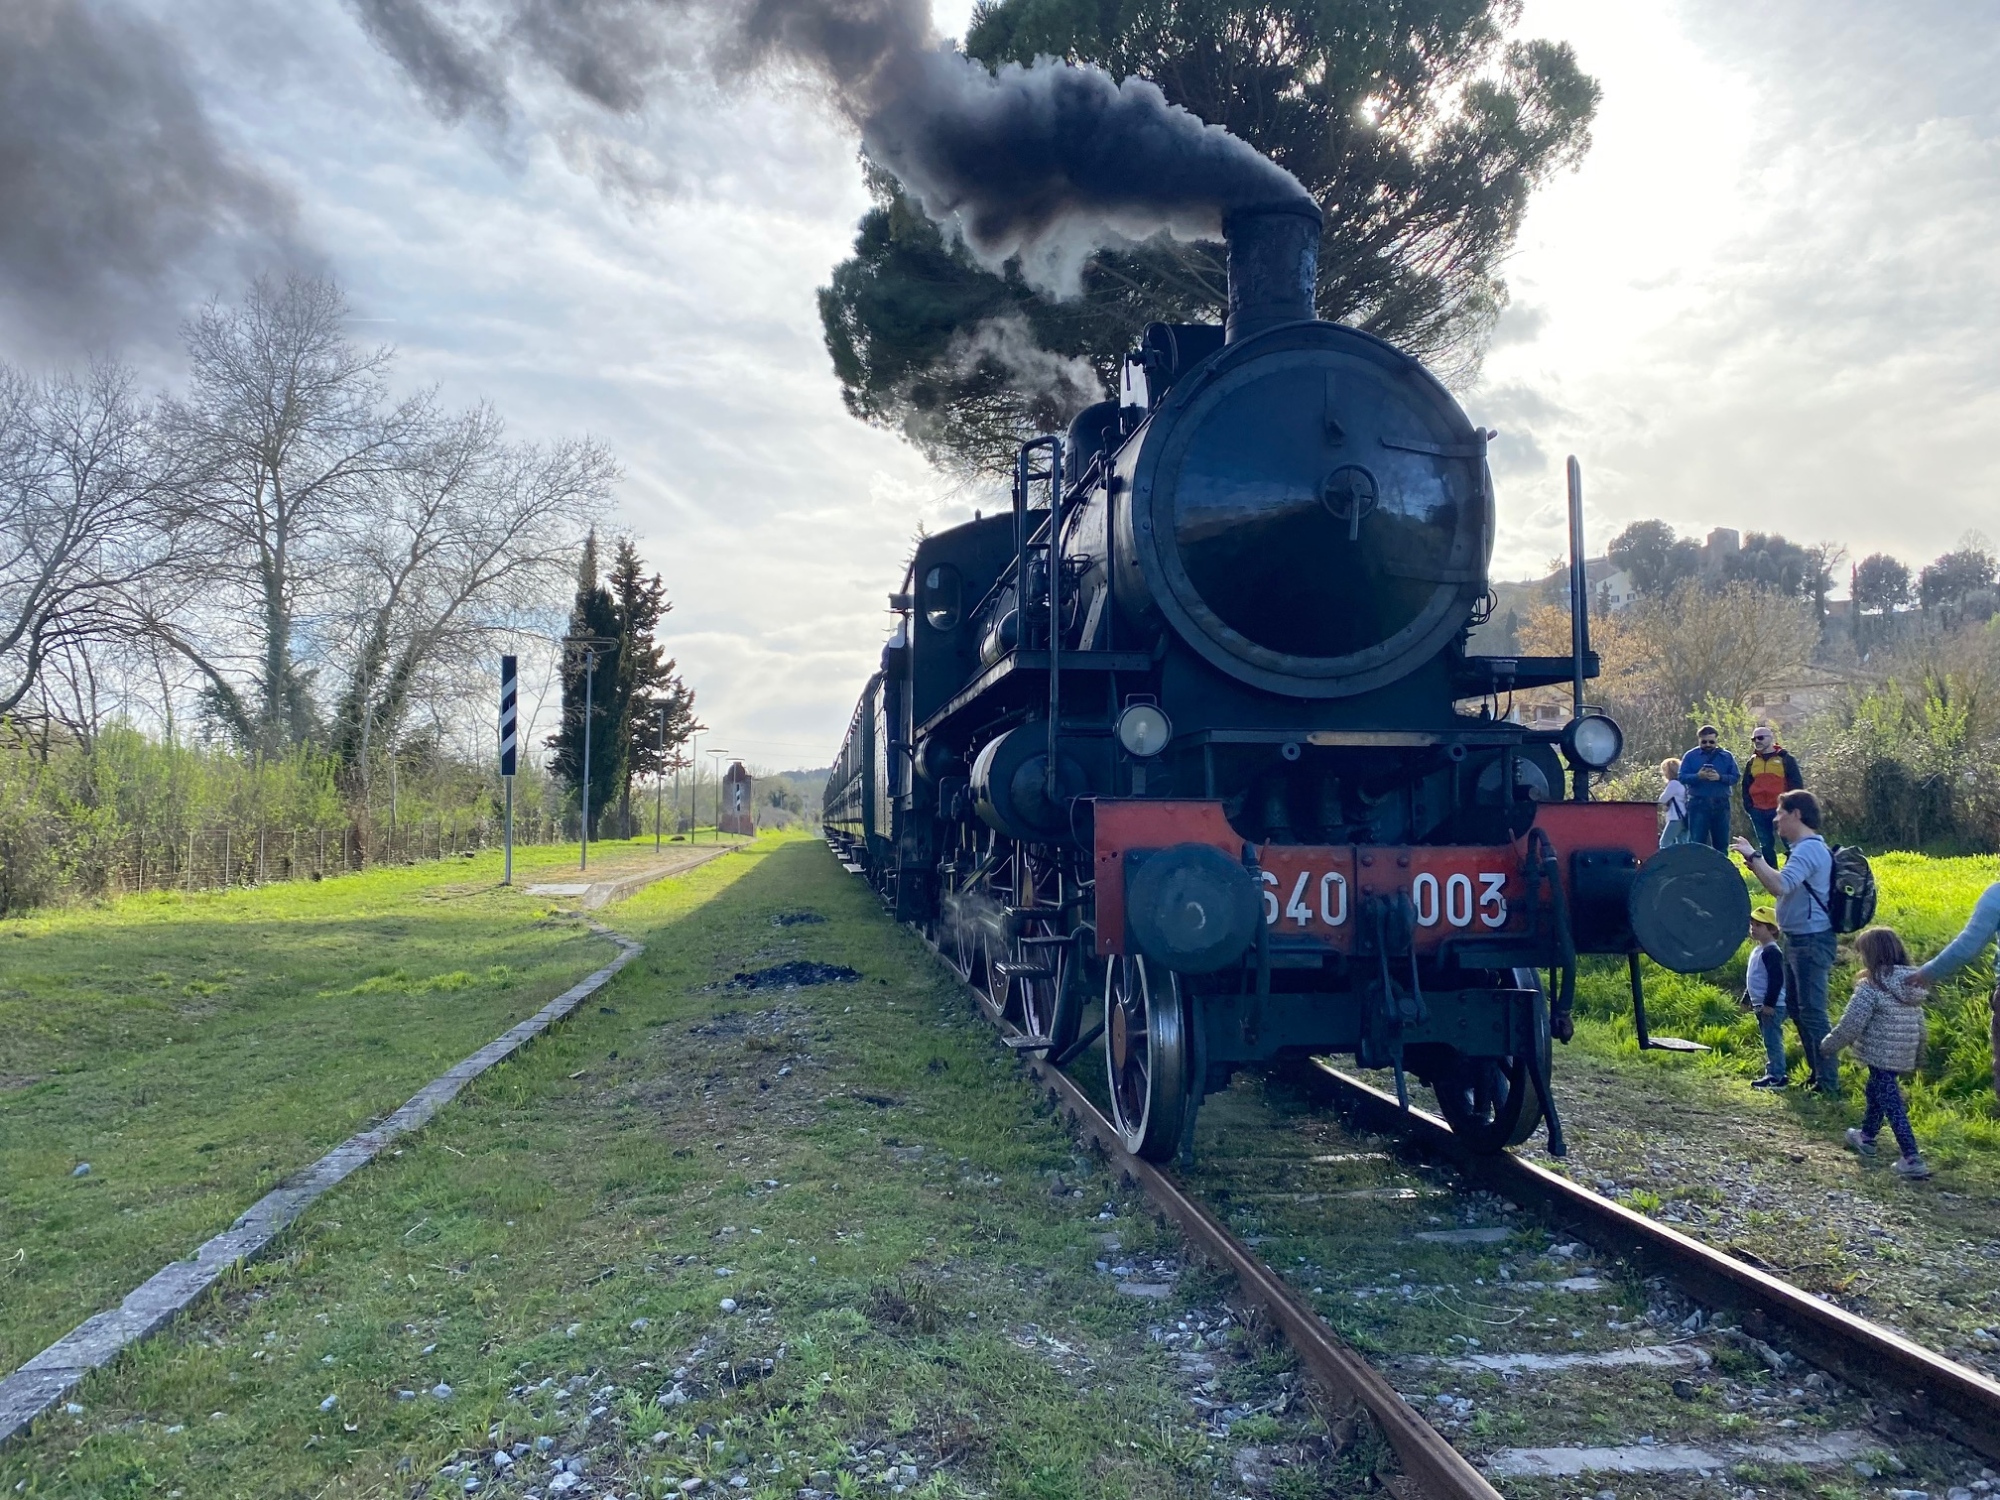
[1733,789,1837,1095]
[1911,878,2000,1099]
[1679,724,1740,852]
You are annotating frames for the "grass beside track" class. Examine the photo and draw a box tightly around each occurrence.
[0,837,726,1373]
[3,836,1354,1500]
[1573,851,2000,1167]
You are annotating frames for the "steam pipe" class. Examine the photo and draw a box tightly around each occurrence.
[1223,198,1324,342]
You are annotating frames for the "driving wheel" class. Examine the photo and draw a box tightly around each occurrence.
[1105,955,1188,1161]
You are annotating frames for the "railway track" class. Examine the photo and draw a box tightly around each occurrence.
[911,905,2000,1499]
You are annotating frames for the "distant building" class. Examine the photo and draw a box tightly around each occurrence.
[1595,567,1641,612]
[1700,528,1741,576]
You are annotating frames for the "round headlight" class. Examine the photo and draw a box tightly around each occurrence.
[1117,703,1173,758]
[1565,713,1623,770]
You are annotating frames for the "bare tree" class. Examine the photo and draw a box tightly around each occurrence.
[327,404,614,785]
[1521,580,1818,762]
[0,359,178,720]
[160,275,427,750]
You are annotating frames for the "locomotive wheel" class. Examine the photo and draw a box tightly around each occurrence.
[1432,968,1551,1153]
[1105,955,1188,1162]
[1012,854,1081,1052]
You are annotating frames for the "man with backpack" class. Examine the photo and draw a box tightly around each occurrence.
[1734,790,1840,1096]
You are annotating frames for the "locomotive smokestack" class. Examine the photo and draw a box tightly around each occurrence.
[1224,199,1322,342]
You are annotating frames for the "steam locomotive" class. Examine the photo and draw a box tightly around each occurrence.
[825,197,1747,1162]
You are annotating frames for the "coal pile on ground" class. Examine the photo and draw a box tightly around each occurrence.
[729,961,858,991]
[770,910,827,927]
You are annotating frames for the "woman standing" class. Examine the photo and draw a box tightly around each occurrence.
[1911,878,2000,1100]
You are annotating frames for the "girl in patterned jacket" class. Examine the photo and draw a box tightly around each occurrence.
[1823,926,1931,1179]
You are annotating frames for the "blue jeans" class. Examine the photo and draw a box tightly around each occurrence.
[1783,929,1839,1093]
[1748,807,1787,865]
[1660,815,1690,848]
[1687,800,1732,852]
[1755,1005,1789,1081]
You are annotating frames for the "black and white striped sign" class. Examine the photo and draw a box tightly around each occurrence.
[499,655,518,776]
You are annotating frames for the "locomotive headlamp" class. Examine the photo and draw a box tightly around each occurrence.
[1117,703,1173,758]
[1564,713,1624,770]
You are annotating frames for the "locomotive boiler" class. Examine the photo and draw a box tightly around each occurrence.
[826,196,1747,1162]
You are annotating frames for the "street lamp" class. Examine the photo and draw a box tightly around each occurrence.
[563,635,618,871]
[708,749,728,843]
[654,704,666,853]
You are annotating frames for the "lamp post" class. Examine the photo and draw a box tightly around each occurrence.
[564,636,617,871]
[654,704,666,853]
[708,749,728,843]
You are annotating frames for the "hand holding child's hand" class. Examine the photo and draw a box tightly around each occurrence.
[1757,1006,1776,1020]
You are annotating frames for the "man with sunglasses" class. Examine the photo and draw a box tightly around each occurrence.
[1741,725,1804,865]
[1677,724,1740,853]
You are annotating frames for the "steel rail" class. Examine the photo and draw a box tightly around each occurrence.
[1306,1061,2000,1467]
[939,954,1501,1500]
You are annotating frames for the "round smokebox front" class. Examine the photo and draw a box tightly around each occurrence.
[1133,328,1492,697]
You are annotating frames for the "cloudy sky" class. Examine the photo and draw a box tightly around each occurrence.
[6,0,1998,768]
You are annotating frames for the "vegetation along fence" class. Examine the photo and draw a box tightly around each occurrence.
[0,814,582,914]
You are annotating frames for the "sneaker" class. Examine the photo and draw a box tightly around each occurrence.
[1750,1075,1788,1090]
[1891,1155,1932,1180]
[1845,1128,1878,1157]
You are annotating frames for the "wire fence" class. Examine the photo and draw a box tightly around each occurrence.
[0,813,583,914]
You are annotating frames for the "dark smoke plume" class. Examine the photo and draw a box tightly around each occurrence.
[347,0,510,126]
[350,0,1307,291]
[0,0,299,350]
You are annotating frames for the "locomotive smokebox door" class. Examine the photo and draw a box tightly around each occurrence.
[1125,844,1261,974]
[1627,844,1752,973]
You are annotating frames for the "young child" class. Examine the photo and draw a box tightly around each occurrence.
[1743,907,1788,1088]
[1658,757,1690,847]
[1821,926,1931,1179]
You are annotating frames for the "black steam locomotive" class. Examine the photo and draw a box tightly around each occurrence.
[826,198,1746,1162]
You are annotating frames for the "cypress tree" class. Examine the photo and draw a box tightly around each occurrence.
[607,538,698,836]
[548,531,622,836]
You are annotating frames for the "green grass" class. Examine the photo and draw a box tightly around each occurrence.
[3,836,1347,1499]
[1572,850,2000,1164]
[0,836,727,1373]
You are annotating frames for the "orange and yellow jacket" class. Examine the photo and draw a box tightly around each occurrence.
[1742,746,1803,812]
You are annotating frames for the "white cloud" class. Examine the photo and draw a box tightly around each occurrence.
[17,0,2000,767]
[1476,0,2000,586]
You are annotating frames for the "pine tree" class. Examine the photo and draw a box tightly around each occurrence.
[607,538,698,836]
[548,530,623,837]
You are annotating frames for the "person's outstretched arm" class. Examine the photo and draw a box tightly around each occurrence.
[1921,882,2000,983]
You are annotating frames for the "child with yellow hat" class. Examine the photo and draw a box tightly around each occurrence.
[1745,906,1789,1088]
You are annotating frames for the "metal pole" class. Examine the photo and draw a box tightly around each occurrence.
[1566,455,1589,724]
[1566,455,1592,804]
[655,705,666,853]
[500,653,518,885]
[689,732,699,836]
[710,750,726,842]
[580,646,596,871]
